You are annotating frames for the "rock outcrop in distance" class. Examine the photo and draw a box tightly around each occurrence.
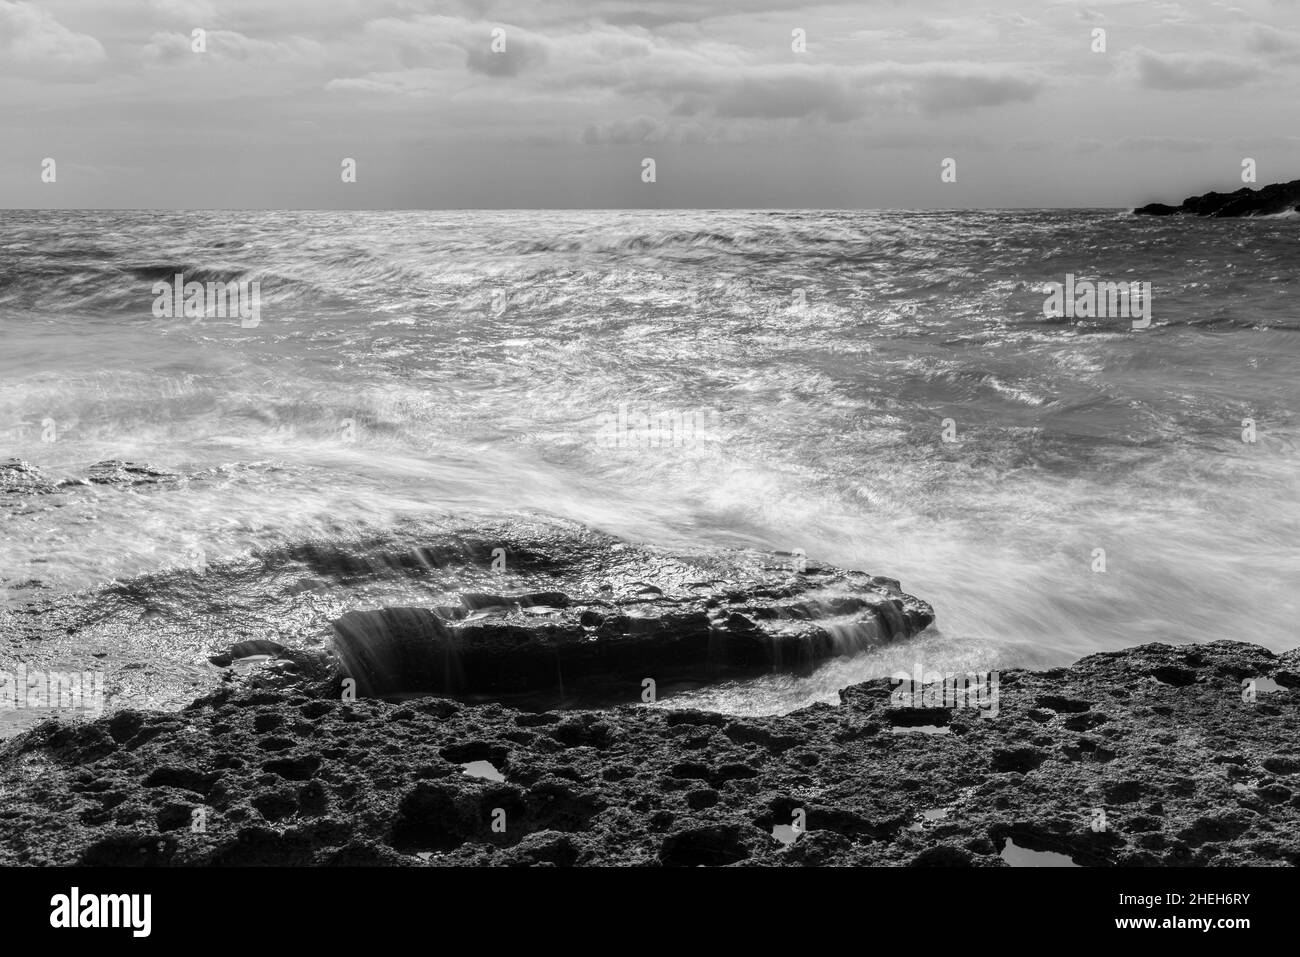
[1134,179,1300,217]
[1,638,1297,866]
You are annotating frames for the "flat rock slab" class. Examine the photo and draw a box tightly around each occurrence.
[0,639,1296,866]
[330,533,934,700]
[1,511,929,721]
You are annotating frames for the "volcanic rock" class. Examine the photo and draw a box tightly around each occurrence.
[0,640,1295,866]
[1135,179,1300,217]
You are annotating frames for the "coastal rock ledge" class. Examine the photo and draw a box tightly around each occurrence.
[1,639,1296,866]
[1134,178,1300,217]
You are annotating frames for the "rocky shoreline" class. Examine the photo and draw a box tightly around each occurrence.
[1,637,1295,866]
[1134,178,1300,217]
[1,483,1296,867]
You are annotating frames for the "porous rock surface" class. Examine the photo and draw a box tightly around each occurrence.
[1,639,1296,866]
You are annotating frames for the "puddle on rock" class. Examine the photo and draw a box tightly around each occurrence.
[908,808,951,831]
[1000,838,1080,867]
[891,724,951,735]
[461,760,505,782]
[772,824,802,845]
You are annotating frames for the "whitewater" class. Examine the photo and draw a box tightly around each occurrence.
[1,209,1297,717]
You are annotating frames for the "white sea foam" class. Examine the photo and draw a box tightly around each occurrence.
[2,209,1297,714]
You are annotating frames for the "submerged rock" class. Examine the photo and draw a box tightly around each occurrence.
[0,458,181,497]
[0,458,60,495]
[1135,178,1300,217]
[0,514,932,720]
[0,639,1295,866]
[83,460,182,487]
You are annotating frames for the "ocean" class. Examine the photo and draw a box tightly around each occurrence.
[1,209,1297,717]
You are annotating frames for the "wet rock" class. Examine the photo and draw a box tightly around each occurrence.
[659,823,757,866]
[209,640,289,668]
[331,535,933,700]
[0,459,61,495]
[0,639,1294,866]
[83,460,181,487]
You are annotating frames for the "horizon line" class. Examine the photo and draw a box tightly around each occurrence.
[1,206,1136,213]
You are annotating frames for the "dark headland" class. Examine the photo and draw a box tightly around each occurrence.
[0,479,1296,867]
[1135,178,1300,217]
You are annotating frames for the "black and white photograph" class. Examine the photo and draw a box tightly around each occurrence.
[0,0,1295,937]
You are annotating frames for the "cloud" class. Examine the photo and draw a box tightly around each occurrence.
[336,16,557,82]
[7,0,1298,208]
[323,13,1044,130]
[0,1,107,75]
[583,114,665,144]
[907,17,1001,44]
[148,0,217,18]
[588,0,847,29]
[465,37,548,77]
[1115,135,1211,151]
[325,70,445,97]
[1246,24,1300,55]
[581,114,716,145]
[705,71,862,121]
[626,60,1043,123]
[584,115,666,144]
[886,63,1042,113]
[1132,46,1261,89]
[1225,134,1300,149]
[143,29,325,65]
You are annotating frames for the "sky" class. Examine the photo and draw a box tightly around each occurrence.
[2,0,1299,208]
